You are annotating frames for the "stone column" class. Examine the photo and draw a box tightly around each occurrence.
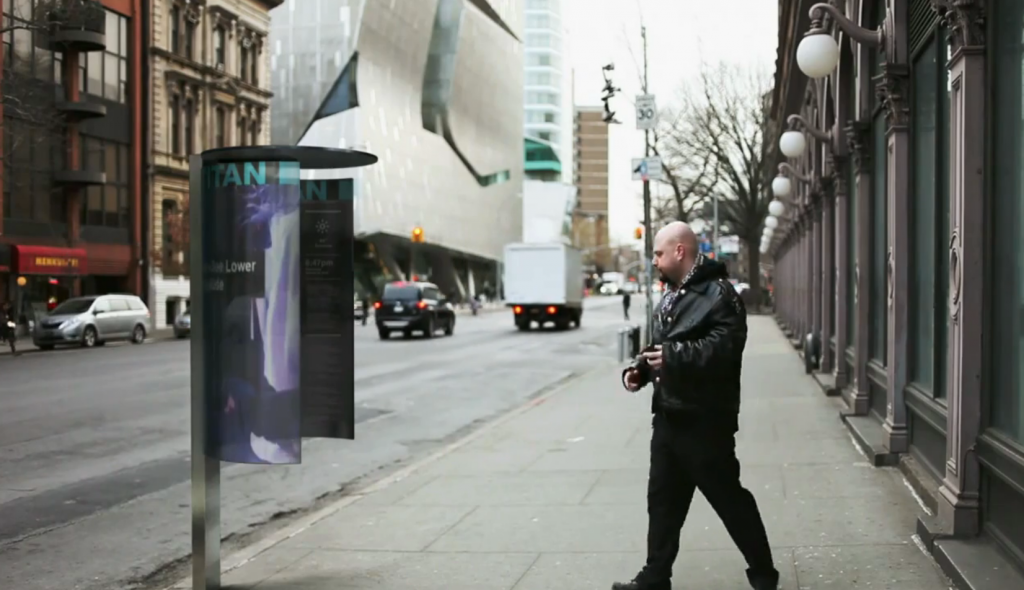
[833,156,850,387]
[812,198,823,353]
[804,214,812,338]
[797,215,805,337]
[846,120,871,414]
[821,177,835,373]
[938,1,985,537]
[880,2,911,454]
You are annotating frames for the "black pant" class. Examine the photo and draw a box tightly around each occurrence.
[645,412,776,583]
[624,305,630,320]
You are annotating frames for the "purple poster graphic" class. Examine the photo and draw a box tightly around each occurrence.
[202,160,302,464]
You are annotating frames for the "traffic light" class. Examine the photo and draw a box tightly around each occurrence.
[411,226,424,243]
[634,226,643,240]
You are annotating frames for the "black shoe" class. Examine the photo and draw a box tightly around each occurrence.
[747,568,779,590]
[611,568,670,590]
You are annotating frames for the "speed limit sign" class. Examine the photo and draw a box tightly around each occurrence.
[635,94,657,130]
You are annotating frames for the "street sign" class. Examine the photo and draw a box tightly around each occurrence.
[719,235,741,254]
[631,157,663,181]
[635,94,657,130]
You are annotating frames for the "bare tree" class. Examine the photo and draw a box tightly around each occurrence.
[665,62,773,288]
[648,106,718,225]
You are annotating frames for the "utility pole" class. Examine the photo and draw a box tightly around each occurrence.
[712,191,719,259]
[641,25,654,344]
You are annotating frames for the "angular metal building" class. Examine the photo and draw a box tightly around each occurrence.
[269,0,524,301]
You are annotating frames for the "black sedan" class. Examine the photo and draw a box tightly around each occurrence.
[374,281,455,340]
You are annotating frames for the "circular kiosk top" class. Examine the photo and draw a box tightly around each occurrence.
[200,146,377,169]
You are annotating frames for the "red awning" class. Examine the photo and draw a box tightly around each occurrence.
[13,245,88,276]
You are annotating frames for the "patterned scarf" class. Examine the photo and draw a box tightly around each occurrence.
[659,253,705,316]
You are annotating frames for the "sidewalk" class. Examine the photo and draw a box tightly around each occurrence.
[174,317,951,590]
[0,328,178,356]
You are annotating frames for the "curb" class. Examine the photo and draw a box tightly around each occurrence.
[165,360,616,590]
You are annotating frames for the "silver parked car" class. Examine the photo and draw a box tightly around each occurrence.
[33,294,151,350]
[173,309,191,338]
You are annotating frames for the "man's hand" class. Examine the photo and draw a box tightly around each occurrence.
[623,368,643,392]
[642,345,663,370]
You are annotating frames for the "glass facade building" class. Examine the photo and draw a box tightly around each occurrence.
[523,0,572,183]
[270,0,524,300]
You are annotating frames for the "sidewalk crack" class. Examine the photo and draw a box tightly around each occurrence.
[420,505,479,552]
[509,552,543,589]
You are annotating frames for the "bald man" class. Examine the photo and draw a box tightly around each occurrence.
[614,222,778,590]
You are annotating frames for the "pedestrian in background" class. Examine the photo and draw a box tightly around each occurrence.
[1,300,19,356]
[616,221,777,590]
[361,296,369,326]
[622,289,631,320]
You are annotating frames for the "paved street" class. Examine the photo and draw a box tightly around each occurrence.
[170,316,953,590]
[0,296,633,590]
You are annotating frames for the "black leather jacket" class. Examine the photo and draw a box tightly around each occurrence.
[624,258,747,432]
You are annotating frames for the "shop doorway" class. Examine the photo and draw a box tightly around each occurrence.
[14,276,73,327]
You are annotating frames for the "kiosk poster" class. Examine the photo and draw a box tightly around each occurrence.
[201,160,302,464]
[299,178,355,440]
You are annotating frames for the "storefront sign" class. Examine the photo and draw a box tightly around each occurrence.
[13,246,88,276]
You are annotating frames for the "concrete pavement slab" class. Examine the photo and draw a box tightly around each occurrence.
[424,504,648,553]
[180,316,950,590]
[283,504,474,551]
[228,550,540,590]
[513,550,800,590]
[396,471,602,506]
[792,544,952,589]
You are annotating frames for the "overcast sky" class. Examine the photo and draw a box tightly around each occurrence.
[563,0,778,244]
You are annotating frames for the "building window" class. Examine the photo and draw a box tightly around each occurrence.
[214,26,226,68]
[183,98,195,155]
[170,5,180,54]
[249,47,258,85]
[312,53,359,122]
[249,121,258,146]
[991,0,1024,443]
[237,114,247,146]
[2,2,63,82]
[80,136,129,228]
[526,91,558,105]
[525,13,552,29]
[161,199,177,269]
[169,94,181,154]
[2,117,64,223]
[239,42,250,82]
[909,31,950,396]
[81,10,128,103]
[215,106,226,148]
[183,13,196,61]
[527,53,558,68]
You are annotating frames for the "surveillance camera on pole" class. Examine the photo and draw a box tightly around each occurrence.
[601,66,622,124]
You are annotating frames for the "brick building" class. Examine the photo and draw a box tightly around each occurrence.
[0,0,144,324]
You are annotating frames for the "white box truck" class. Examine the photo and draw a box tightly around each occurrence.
[503,242,584,330]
